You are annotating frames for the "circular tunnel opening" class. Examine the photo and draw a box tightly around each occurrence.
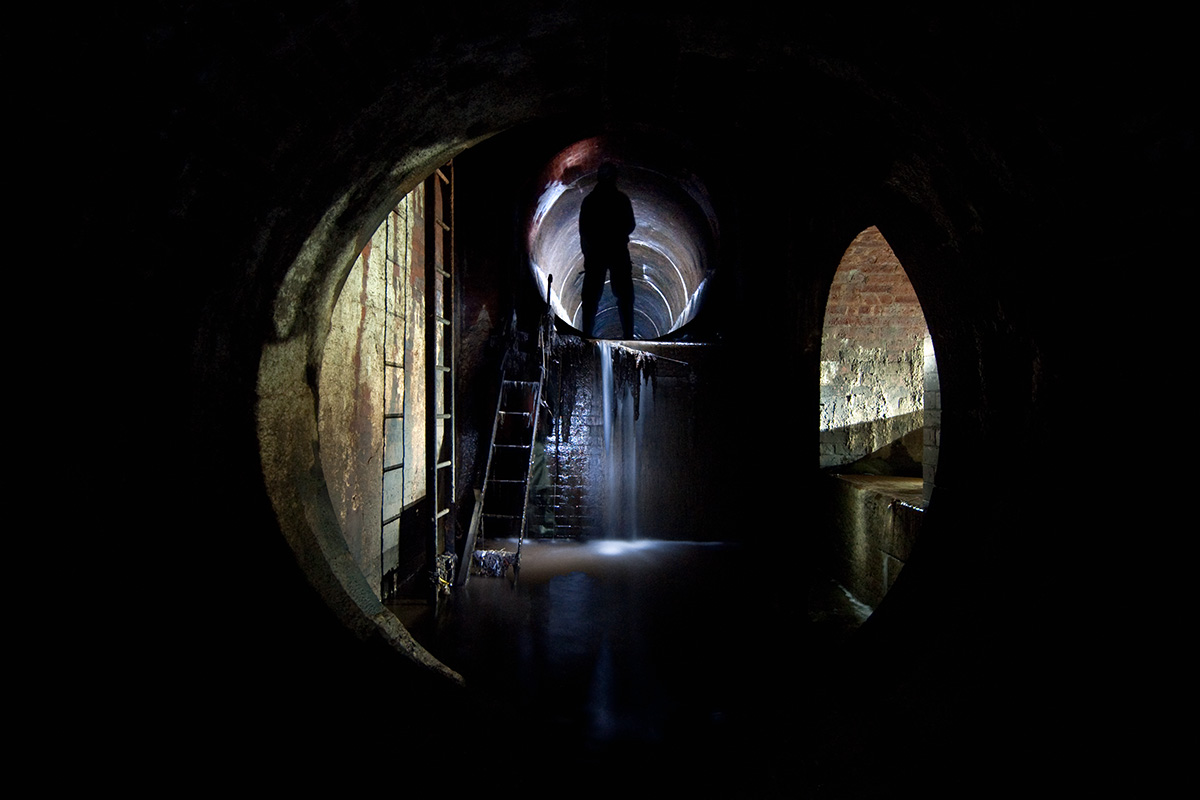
[526,136,719,339]
[817,225,941,612]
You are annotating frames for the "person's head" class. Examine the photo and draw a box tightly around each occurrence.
[597,162,617,184]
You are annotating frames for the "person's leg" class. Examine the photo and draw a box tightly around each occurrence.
[580,262,605,337]
[612,260,634,339]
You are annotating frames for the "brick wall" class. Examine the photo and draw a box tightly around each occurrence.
[819,227,929,469]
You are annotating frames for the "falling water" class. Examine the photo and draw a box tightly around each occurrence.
[600,341,613,456]
[623,365,640,541]
[598,341,639,541]
[599,341,616,538]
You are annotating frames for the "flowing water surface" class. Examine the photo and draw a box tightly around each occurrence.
[395,537,868,792]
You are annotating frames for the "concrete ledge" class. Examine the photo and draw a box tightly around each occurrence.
[825,474,926,608]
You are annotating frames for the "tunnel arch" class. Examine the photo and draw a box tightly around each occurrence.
[256,126,725,683]
[525,134,720,339]
[232,8,1063,706]
[255,148,476,686]
[258,137,989,681]
[819,225,936,479]
[817,225,941,608]
[100,3,1190,791]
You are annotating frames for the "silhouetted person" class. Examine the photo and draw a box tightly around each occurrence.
[579,163,635,338]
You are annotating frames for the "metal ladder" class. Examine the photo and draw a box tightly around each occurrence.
[458,277,554,583]
[379,163,456,605]
[426,163,456,601]
[486,376,543,537]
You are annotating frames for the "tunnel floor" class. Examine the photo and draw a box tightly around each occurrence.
[389,538,870,793]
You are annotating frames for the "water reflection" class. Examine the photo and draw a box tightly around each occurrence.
[395,538,866,787]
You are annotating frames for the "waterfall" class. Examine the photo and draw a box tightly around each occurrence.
[600,341,613,457]
[599,341,616,538]
[624,373,639,542]
[598,341,639,541]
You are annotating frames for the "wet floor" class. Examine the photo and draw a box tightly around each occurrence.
[392,538,869,794]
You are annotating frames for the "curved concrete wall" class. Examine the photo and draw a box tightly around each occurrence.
[526,135,719,338]
[111,4,1183,793]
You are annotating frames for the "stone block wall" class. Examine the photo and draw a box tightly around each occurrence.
[824,475,925,609]
[820,226,930,469]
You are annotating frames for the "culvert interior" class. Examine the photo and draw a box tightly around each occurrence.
[122,4,1182,795]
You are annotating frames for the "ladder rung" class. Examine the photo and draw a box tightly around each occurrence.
[383,463,403,473]
[436,508,451,520]
[435,267,450,278]
[436,460,452,469]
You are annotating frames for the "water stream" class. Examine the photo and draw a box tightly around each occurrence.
[599,340,642,541]
[389,340,871,791]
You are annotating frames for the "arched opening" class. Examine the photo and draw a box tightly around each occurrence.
[255,153,469,687]
[310,136,736,616]
[249,93,1009,798]
[258,138,974,730]
[525,135,719,339]
[122,3,1175,794]
[818,225,940,609]
[298,142,771,759]
[317,175,448,608]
